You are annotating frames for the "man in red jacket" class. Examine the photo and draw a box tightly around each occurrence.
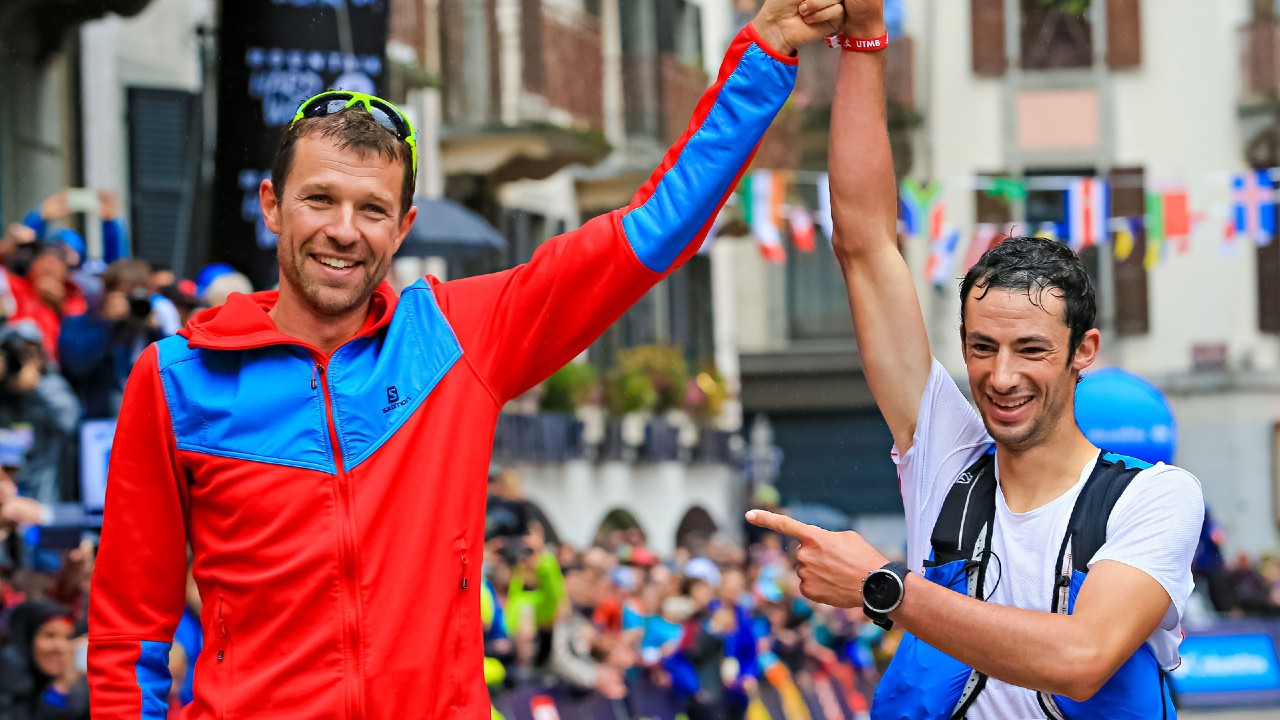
[88,0,847,717]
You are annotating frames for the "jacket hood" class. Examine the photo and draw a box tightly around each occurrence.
[179,282,398,352]
[8,600,71,678]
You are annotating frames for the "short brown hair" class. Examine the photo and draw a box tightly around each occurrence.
[270,109,416,217]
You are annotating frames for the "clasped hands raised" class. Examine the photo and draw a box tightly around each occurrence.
[752,0,887,56]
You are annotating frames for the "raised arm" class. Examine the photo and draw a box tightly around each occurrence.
[829,0,931,453]
[436,0,844,402]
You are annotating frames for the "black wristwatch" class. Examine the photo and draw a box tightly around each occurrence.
[862,561,910,630]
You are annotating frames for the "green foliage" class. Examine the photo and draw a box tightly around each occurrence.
[604,345,688,415]
[604,366,657,415]
[1038,0,1090,16]
[539,362,600,413]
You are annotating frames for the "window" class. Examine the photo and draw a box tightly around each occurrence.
[127,87,201,277]
[970,0,1141,75]
[1024,168,1104,323]
[1020,0,1093,71]
[787,181,849,341]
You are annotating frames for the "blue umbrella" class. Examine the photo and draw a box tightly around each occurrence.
[399,197,506,259]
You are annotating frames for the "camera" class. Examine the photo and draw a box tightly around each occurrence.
[0,331,35,376]
[127,289,152,319]
[485,497,534,566]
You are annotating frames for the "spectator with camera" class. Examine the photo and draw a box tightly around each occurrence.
[58,259,166,418]
[0,322,78,506]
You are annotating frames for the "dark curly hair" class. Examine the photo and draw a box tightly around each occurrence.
[959,235,1096,363]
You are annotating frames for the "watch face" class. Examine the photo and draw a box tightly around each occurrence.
[864,571,902,612]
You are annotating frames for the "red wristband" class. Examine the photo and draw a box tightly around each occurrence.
[824,32,889,52]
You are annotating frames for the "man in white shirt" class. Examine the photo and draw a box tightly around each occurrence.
[746,1,1204,717]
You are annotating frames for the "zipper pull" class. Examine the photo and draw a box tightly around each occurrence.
[312,363,322,390]
[461,545,469,590]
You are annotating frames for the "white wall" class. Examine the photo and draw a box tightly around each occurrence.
[514,460,741,556]
[903,0,1005,372]
[1170,387,1280,556]
[80,0,210,242]
[1110,0,1279,377]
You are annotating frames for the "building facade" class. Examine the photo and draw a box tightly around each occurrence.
[728,0,1280,556]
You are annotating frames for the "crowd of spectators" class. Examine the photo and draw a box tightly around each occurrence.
[480,474,889,719]
[0,188,250,719]
[1192,508,1280,619]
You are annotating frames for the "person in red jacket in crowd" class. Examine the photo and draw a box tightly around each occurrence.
[87,0,847,717]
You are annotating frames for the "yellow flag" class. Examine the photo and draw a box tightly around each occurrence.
[1114,225,1134,261]
[1143,235,1163,271]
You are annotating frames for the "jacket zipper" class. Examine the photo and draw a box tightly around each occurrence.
[315,360,367,720]
[460,537,469,590]
[217,594,228,720]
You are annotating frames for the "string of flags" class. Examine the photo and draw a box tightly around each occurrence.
[715,168,1280,284]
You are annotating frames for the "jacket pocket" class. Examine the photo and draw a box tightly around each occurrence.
[214,592,232,720]
[449,536,471,710]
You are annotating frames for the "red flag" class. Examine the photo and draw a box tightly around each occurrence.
[962,224,999,271]
[788,207,816,252]
[1164,190,1191,254]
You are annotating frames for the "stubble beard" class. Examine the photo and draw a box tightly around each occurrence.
[981,386,1066,452]
[279,242,386,318]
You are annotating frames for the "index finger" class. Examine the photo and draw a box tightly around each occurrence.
[745,509,817,542]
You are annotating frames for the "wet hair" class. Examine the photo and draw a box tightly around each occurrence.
[270,108,415,218]
[959,235,1096,362]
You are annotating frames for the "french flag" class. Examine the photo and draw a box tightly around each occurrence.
[1067,178,1109,253]
[1232,169,1277,246]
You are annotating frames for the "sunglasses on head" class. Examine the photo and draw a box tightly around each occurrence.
[290,90,418,174]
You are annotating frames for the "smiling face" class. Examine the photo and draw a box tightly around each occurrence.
[33,617,73,679]
[260,133,416,322]
[961,286,1099,452]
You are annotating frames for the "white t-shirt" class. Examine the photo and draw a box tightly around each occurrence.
[892,360,1205,719]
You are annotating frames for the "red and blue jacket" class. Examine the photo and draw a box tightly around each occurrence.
[87,25,797,719]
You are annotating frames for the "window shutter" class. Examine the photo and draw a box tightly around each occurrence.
[1109,168,1149,335]
[127,87,199,275]
[1106,0,1142,70]
[971,0,1007,77]
[1259,172,1280,333]
[975,171,1014,224]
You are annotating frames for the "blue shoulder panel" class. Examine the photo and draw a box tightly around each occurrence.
[134,640,173,720]
[621,42,796,274]
[1101,451,1153,470]
[156,336,335,474]
[327,279,462,470]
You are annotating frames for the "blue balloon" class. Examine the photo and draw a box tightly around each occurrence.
[1075,367,1176,465]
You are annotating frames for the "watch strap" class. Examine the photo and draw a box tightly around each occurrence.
[863,561,910,630]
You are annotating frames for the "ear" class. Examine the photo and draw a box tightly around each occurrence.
[259,179,282,235]
[1071,328,1101,373]
[958,323,968,359]
[393,203,418,256]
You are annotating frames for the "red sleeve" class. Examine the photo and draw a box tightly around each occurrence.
[88,344,188,717]
[433,24,797,401]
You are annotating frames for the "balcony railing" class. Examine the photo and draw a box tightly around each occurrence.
[438,0,603,132]
[493,412,739,465]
